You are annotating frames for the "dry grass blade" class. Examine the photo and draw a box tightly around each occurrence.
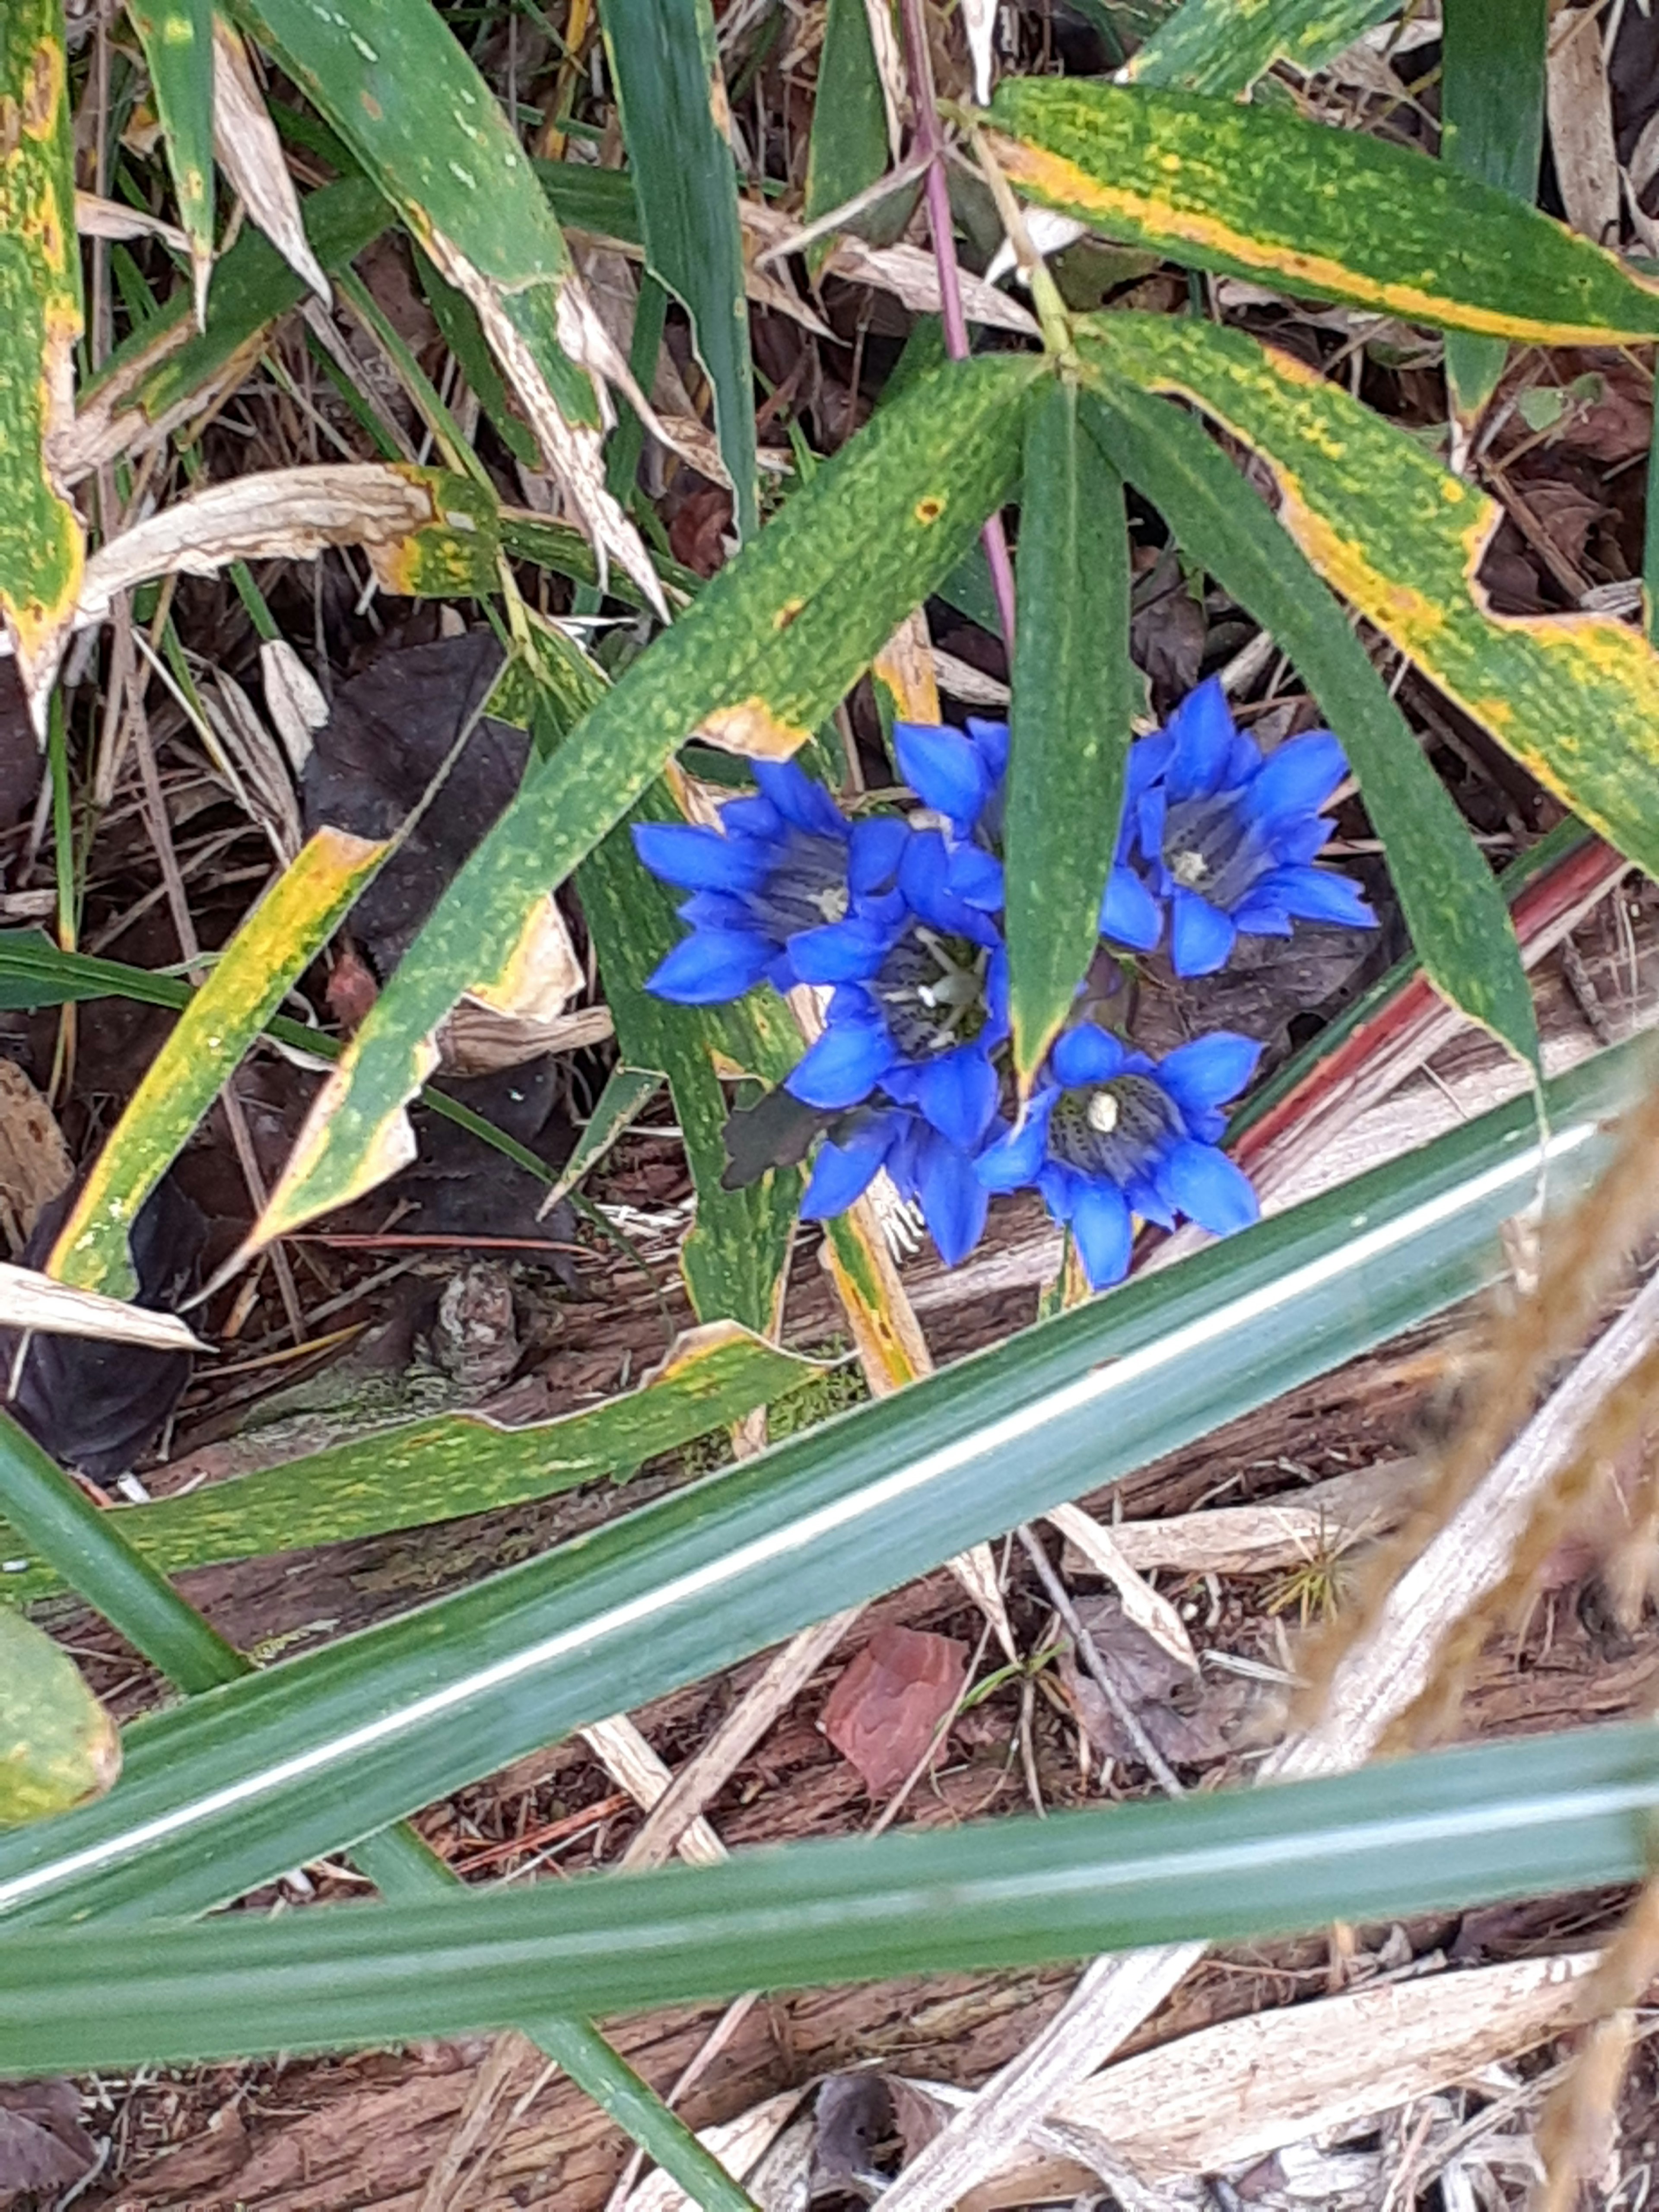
[210,20,331,302]
[0,1264,204,1350]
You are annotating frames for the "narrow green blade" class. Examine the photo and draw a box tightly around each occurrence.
[1442,0,1548,424]
[803,0,890,273]
[127,0,216,316]
[1125,0,1400,94]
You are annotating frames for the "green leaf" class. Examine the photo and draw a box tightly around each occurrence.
[803,0,890,274]
[44,829,387,1301]
[1006,378,1135,1087]
[3,1719,1656,2067]
[227,0,661,607]
[126,0,216,317]
[0,1031,1640,1928]
[413,244,538,468]
[1077,311,1659,890]
[246,353,1038,1250]
[0,1324,819,1606]
[986,78,1659,344]
[545,1065,665,1208]
[0,0,83,725]
[1125,0,1400,94]
[580,795,805,1332]
[598,0,758,537]
[534,157,643,245]
[1442,0,1548,424]
[1077,365,1538,1069]
[0,1608,121,1829]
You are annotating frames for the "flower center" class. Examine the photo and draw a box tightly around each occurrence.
[1051,1073,1180,1182]
[876,923,989,1058]
[1162,792,1272,910]
[749,829,852,937]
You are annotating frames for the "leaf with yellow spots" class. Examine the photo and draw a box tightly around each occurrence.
[1124,0,1400,95]
[48,829,386,1303]
[0,1608,120,1830]
[986,78,1659,345]
[1076,310,1659,890]
[0,0,83,731]
[242,353,1038,1256]
[126,0,215,323]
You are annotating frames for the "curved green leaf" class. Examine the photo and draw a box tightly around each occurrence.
[804,0,891,272]
[1442,0,1548,424]
[986,77,1659,344]
[1125,0,1400,94]
[0,1033,1640,1929]
[1077,367,1538,1068]
[245,353,1039,1252]
[599,0,758,536]
[3,1719,1656,2069]
[1078,312,1659,886]
[127,0,216,316]
[0,1609,120,1829]
[1006,378,1135,1086]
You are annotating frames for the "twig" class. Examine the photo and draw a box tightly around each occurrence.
[896,0,1018,651]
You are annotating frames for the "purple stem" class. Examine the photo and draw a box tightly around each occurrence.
[897,0,1018,656]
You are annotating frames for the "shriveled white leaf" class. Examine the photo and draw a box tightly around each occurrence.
[576,1715,724,1868]
[73,191,188,251]
[211,20,330,303]
[984,209,1088,288]
[462,893,583,1025]
[741,202,1040,337]
[259,638,329,778]
[437,998,613,1076]
[0,1264,205,1351]
[622,2089,807,2212]
[861,0,906,159]
[1547,5,1619,247]
[1043,1500,1197,1670]
[961,0,996,105]
[203,671,304,860]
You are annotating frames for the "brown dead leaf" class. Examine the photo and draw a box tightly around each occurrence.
[1548,6,1621,247]
[821,1624,969,1796]
[0,1058,72,1255]
[669,486,736,578]
[0,2081,99,2207]
[1055,1595,1238,1770]
[212,20,330,317]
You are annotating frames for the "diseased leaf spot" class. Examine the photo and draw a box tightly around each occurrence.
[361,89,382,119]
[914,495,946,525]
[772,597,806,631]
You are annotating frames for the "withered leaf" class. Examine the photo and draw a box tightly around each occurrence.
[821,1624,969,1797]
[0,2081,98,2206]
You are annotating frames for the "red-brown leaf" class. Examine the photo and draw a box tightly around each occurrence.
[820,1624,969,1797]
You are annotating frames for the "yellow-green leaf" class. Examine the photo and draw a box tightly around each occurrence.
[986,77,1659,345]
[1442,0,1548,425]
[48,828,386,1300]
[1125,0,1398,95]
[127,0,215,320]
[0,0,83,727]
[0,1610,121,1830]
[1078,311,1659,886]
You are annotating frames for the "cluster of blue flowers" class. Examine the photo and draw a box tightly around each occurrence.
[633,677,1375,1290]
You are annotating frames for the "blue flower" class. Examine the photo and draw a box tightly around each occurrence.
[633,759,909,1005]
[782,827,1008,1151]
[977,1023,1261,1289]
[1129,677,1375,977]
[801,1104,989,1268]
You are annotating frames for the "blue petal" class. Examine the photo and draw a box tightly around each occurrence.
[801,1118,899,1219]
[976,1093,1055,1192]
[1136,786,1168,871]
[785,1019,893,1108]
[1124,1171,1175,1230]
[965,716,1010,784]
[912,1047,999,1150]
[1038,1161,1081,1221]
[1157,1032,1262,1117]
[1229,895,1293,937]
[1260,864,1376,929]
[645,928,774,1004]
[717,795,785,840]
[1052,1023,1125,1088]
[982,942,1011,1042]
[1125,728,1172,803]
[677,889,753,930]
[1100,865,1162,952]
[917,1133,989,1266]
[632,821,768,894]
[753,756,845,839]
[847,815,908,893]
[1159,1138,1259,1237]
[787,912,896,984]
[1268,813,1335,867]
[899,831,1000,943]
[1170,888,1236,977]
[1246,731,1346,824]
[1165,677,1234,801]
[1070,1180,1134,1288]
[895,721,989,826]
[946,842,1005,911]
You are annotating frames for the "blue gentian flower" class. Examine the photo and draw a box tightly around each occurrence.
[633,759,909,1004]
[977,1023,1261,1289]
[801,1103,988,1267]
[784,828,1007,1151]
[1129,677,1375,977]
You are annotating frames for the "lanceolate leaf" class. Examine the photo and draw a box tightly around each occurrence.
[985,79,1659,345]
[803,0,891,272]
[45,829,386,1302]
[244,354,1038,1253]
[0,1611,120,1830]
[1125,0,1399,95]
[0,1034,1638,1928]
[1077,368,1538,1069]
[0,0,83,726]
[226,0,664,611]
[600,0,759,536]
[0,1324,819,1605]
[580,795,805,1333]
[1442,0,1548,425]
[1006,377,1135,1087]
[3,1717,1657,2067]
[126,0,216,321]
[1078,312,1659,886]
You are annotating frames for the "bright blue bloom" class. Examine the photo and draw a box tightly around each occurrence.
[801,1104,988,1268]
[785,829,1007,1152]
[1128,677,1375,977]
[633,759,909,1005]
[977,1023,1261,1289]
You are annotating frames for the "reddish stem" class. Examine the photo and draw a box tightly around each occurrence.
[898,0,1019,656]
